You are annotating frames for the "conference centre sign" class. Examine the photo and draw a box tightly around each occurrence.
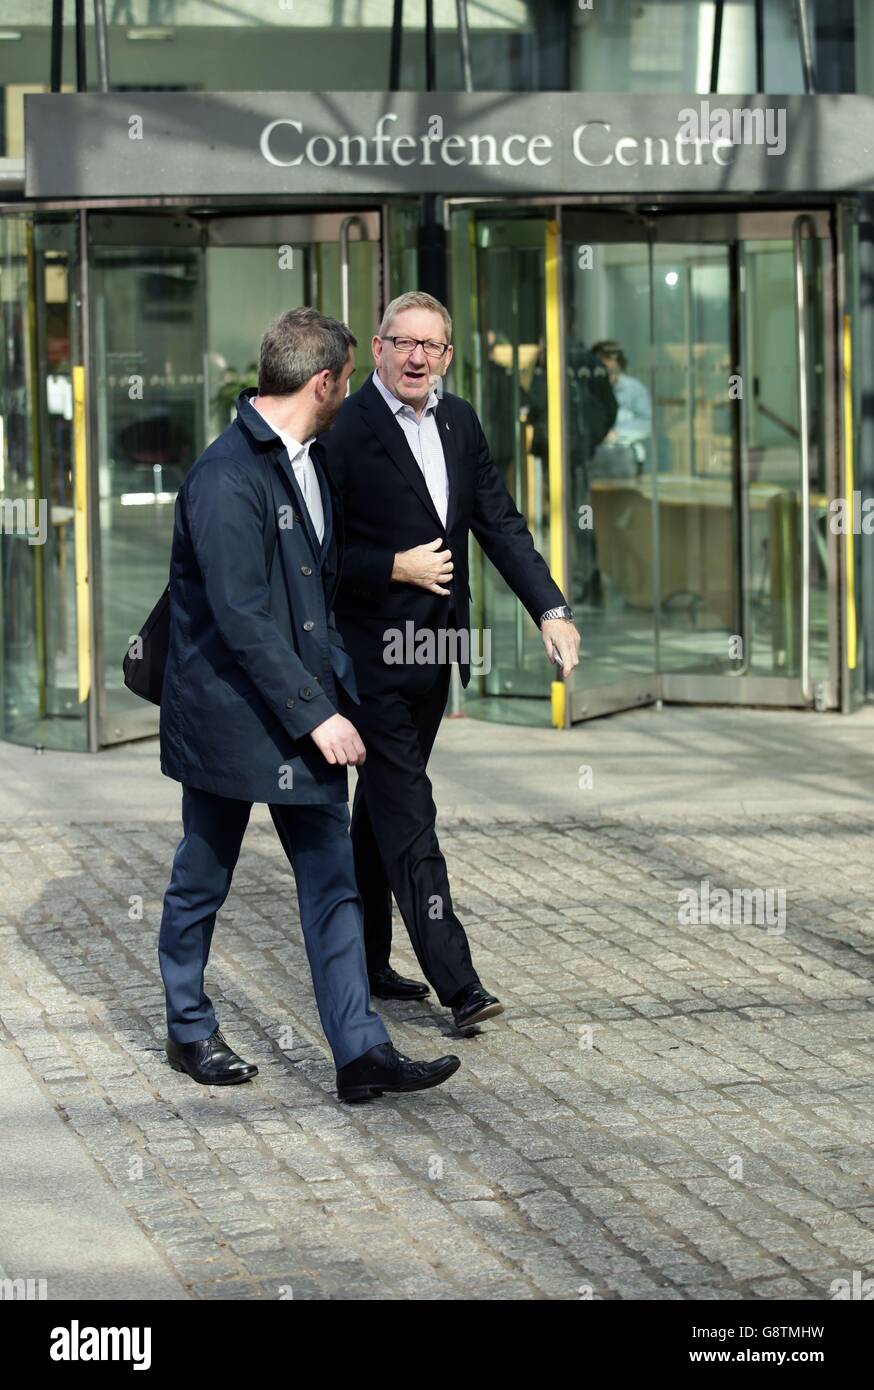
[24,91,874,198]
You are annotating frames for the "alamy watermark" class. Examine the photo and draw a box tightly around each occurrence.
[677,101,787,157]
[829,492,874,534]
[50,1321,151,1370]
[1,1276,47,1300]
[678,878,786,934]
[382,621,491,674]
[0,497,47,546]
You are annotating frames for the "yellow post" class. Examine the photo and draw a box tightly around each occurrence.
[842,314,856,671]
[72,364,91,704]
[545,219,567,727]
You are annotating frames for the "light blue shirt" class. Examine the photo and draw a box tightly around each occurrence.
[614,373,652,446]
[372,369,448,527]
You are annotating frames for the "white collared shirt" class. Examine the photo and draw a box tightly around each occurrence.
[372,369,448,527]
[252,399,325,544]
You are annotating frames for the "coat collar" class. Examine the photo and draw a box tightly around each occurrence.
[236,387,327,561]
[235,386,276,442]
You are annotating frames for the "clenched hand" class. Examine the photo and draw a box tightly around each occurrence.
[309,713,366,766]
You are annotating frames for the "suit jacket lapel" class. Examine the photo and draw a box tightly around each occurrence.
[310,447,333,559]
[436,395,460,532]
[318,455,344,610]
[360,375,446,534]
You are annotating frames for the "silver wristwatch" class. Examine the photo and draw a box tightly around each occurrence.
[539,605,575,625]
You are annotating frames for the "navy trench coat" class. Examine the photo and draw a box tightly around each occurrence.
[159,389,358,804]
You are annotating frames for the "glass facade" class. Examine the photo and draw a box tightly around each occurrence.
[0,0,870,745]
[0,0,871,161]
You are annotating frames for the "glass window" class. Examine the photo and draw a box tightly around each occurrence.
[0,213,89,750]
[571,0,857,95]
[0,0,865,127]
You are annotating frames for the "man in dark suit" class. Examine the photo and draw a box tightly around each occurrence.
[320,292,580,1032]
[158,307,460,1102]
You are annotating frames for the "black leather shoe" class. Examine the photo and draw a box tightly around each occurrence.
[336,1041,460,1102]
[369,965,430,1001]
[166,1028,258,1085]
[451,985,504,1031]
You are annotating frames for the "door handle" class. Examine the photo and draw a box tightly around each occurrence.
[338,214,368,335]
[792,213,816,701]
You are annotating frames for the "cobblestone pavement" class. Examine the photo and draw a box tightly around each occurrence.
[2,804,874,1300]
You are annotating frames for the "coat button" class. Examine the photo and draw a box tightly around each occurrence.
[300,564,312,576]
[286,698,295,708]
[301,687,313,698]
[303,620,314,631]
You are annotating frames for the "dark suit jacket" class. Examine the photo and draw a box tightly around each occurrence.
[319,372,566,690]
[160,389,357,804]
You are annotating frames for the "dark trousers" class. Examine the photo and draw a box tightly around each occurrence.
[343,669,480,1006]
[158,785,389,1069]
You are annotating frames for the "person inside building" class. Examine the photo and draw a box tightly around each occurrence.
[526,330,618,609]
[591,340,653,475]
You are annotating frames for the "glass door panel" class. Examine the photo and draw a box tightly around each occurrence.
[206,244,309,440]
[0,214,89,751]
[310,233,378,396]
[454,213,554,723]
[89,219,206,746]
[36,218,90,748]
[561,210,659,719]
[0,216,39,744]
[651,241,738,675]
[742,232,831,693]
[204,211,379,424]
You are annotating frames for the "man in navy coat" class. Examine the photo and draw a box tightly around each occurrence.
[158,307,459,1102]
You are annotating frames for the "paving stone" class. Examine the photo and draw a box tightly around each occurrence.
[2,804,874,1299]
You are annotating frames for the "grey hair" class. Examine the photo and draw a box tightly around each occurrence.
[378,291,452,343]
[258,306,357,395]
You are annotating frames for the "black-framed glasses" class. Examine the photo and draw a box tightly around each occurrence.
[381,335,450,359]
